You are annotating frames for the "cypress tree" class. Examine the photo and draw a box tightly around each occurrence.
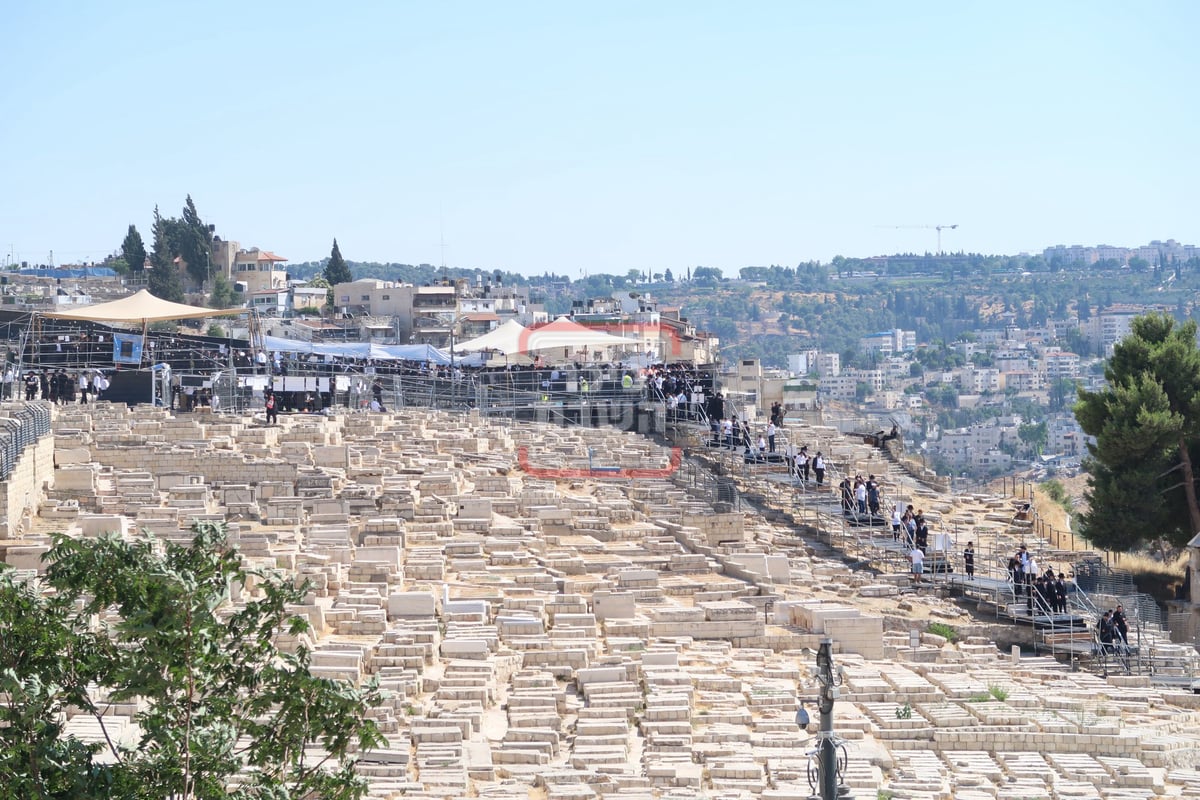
[147,206,185,303]
[121,224,147,272]
[324,239,353,286]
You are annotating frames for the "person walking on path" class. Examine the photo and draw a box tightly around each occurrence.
[909,545,925,584]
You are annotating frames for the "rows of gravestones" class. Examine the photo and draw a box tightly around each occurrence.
[3,402,1200,798]
[706,420,1200,681]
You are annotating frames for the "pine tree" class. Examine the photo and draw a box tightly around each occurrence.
[1075,313,1200,550]
[147,206,185,303]
[121,224,147,272]
[324,239,353,286]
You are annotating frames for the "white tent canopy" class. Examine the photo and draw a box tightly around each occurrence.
[452,318,529,355]
[454,317,640,356]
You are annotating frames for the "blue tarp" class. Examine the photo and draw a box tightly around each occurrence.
[5,267,118,279]
[261,335,450,365]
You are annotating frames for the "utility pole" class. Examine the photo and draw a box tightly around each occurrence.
[816,639,837,799]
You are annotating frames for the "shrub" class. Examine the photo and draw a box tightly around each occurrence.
[926,621,958,642]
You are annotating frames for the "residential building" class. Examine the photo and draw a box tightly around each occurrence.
[815,352,840,377]
[1042,350,1080,380]
[1046,413,1086,457]
[958,367,1003,394]
[247,289,289,315]
[234,248,288,294]
[1086,305,1151,354]
[331,279,544,347]
[860,329,916,357]
[291,286,327,311]
[1004,370,1043,392]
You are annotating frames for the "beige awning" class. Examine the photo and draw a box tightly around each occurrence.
[42,289,245,323]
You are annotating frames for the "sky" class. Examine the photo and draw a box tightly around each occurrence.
[1,2,1197,276]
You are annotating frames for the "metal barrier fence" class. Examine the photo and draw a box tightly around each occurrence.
[0,401,52,481]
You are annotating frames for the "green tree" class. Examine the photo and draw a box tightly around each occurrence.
[121,224,147,273]
[1018,421,1047,455]
[178,195,214,287]
[147,206,185,303]
[0,521,384,799]
[0,571,105,799]
[664,268,674,282]
[324,239,352,286]
[1075,313,1200,550]
[207,275,236,309]
[692,266,722,285]
[1049,377,1079,411]
[103,255,131,277]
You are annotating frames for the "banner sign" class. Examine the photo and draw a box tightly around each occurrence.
[112,333,143,365]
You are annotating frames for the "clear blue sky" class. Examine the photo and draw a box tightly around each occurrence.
[1,2,1196,275]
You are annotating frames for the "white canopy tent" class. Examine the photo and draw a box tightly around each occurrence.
[451,318,529,355]
[454,317,639,358]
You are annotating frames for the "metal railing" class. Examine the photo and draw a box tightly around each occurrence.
[0,401,52,481]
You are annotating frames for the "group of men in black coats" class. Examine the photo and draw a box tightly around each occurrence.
[1098,605,1130,651]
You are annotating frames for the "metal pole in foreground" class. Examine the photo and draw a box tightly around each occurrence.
[816,638,838,800]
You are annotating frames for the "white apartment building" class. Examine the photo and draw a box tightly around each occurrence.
[1043,351,1081,379]
[816,352,840,377]
[958,367,1003,394]
[1046,413,1086,457]
[859,329,916,357]
[1086,306,1151,354]
[1004,370,1044,392]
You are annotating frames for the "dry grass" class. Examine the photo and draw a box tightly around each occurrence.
[1029,480,1187,601]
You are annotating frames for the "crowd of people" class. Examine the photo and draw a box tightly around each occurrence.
[1005,544,1071,614]
[3,366,110,404]
[1098,604,1131,652]
[842,474,884,517]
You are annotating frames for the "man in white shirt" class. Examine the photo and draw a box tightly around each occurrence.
[766,421,777,453]
[909,546,925,583]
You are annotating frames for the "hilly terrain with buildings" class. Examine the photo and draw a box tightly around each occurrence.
[2,234,1200,797]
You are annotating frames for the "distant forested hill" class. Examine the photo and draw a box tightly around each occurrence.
[286,254,1200,368]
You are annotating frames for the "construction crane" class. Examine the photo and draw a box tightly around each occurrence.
[878,224,959,255]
